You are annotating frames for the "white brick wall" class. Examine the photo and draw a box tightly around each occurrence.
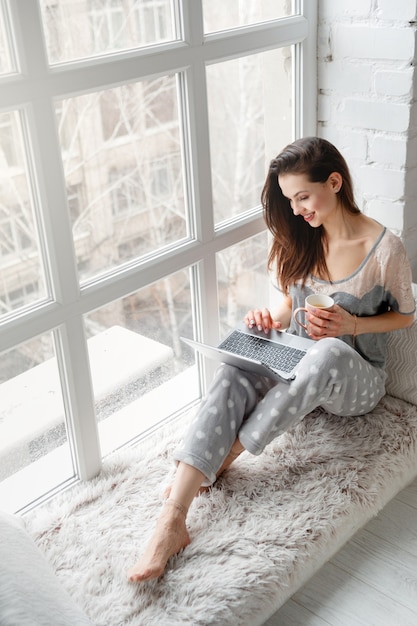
[317,0,417,277]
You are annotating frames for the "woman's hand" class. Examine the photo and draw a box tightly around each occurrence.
[307,305,415,340]
[244,307,283,334]
[305,304,354,340]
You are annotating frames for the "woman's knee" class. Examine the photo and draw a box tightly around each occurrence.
[215,364,266,395]
[305,337,352,368]
[215,364,245,384]
[292,338,355,387]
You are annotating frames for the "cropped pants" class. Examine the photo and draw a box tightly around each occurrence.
[174,337,387,485]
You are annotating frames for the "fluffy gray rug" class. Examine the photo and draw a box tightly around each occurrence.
[25,394,417,626]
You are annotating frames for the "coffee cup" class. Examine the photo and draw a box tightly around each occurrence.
[293,294,334,331]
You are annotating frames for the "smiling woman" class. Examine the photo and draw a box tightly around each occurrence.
[264,137,361,290]
[127,136,414,583]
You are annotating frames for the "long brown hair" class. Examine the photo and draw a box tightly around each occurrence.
[262,137,360,293]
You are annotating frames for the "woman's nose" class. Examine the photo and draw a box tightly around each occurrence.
[291,201,301,215]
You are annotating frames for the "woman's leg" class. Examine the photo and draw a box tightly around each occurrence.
[215,437,246,478]
[164,436,246,498]
[128,339,386,581]
[128,436,245,582]
[128,365,273,582]
[127,461,205,582]
[238,338,386,455]
[174,364,275,485]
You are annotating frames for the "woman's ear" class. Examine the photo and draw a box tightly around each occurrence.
[328,172,343,193]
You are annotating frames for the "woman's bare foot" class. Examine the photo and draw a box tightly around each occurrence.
[127,500,190,582]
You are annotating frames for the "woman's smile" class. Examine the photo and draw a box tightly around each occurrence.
[302,211,315,222]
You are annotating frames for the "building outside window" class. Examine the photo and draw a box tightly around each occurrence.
[0,0,316,513]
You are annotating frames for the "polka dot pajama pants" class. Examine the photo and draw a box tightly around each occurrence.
[174,337,387,485]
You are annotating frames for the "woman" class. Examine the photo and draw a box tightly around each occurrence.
[128,136,415,582]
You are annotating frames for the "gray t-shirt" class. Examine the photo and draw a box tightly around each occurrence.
[286,226,415,368]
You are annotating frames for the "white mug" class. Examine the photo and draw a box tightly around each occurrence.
[293,294,334,331]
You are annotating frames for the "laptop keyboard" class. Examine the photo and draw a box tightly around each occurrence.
[219,330,306,373]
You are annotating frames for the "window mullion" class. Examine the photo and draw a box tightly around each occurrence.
[11,0,101,481]
[54,319,101,481]
[181,0,204,46]
[8,0,47,77]
[180,1,221,359]
[184,62,214,244]
[195,257,221,390]
[184,57,221,381]
[27,98,101,481]
[300,0,317,136]
[24,101,79,304]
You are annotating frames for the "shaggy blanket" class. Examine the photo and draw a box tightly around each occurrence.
[25,394,417,626]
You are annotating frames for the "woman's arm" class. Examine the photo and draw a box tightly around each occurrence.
[307,306,414,341]
[352,309,414,335]
[244,295,293,334]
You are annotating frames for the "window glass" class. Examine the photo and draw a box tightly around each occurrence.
[0,2,15,75]
[55,76,188,283]
[0,333,75,512]
[0,111,47,318]
[84,268,199,455]
[216,231,271,336]
[0,0,313,512]
[39,0,179,65]
[207,48,292,225]
[203,0,294,34]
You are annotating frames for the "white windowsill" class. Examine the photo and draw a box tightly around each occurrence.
[0,326,173,466]
[0,366,200,514]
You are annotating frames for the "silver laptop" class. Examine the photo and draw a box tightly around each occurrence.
[181,323,315,383]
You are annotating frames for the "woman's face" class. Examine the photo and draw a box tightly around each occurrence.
[278,172,342,228]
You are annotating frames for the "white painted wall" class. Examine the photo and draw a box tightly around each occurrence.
[317,0,417,278]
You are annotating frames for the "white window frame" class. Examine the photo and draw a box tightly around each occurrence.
[0,0,317,494]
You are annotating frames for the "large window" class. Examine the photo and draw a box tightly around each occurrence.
[0,0,316,513]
